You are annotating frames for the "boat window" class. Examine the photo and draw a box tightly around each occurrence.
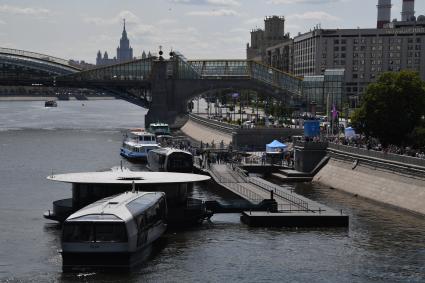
[95,223,127,242]
[62,222,127,243]
[63,222,94,242]
[167,153,193,172]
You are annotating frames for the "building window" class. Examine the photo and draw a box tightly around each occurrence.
[334,39,339,44]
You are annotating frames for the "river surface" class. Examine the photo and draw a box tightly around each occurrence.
[0,100,424,282]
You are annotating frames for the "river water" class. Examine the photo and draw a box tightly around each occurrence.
[0,100,424,282]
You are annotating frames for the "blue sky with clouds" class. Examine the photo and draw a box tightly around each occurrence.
[1,0,424,63]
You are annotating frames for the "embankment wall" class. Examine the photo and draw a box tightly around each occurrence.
[314,149,425,216]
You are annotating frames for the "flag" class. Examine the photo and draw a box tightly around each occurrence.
[331,104,338,120]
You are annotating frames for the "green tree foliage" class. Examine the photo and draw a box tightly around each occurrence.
[352,71,425,147]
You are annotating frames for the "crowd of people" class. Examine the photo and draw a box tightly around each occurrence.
[334,136,425,160]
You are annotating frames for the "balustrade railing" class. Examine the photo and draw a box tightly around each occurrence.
[328,143,425,168]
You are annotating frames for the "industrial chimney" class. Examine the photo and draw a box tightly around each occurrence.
[377,0,392,29]
[401,0,415,21]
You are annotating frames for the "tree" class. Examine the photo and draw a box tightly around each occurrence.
[351,71,425,147]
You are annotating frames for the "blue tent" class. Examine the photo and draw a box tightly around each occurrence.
[266,140,287,153]
[345,127,356,138]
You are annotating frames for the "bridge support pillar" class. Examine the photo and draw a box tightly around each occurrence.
[145,60,184,127]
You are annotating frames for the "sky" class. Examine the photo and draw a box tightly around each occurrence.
[1,0,425,63]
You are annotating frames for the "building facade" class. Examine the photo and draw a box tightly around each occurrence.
[247,1,425,110]
[265,39,294,74]
[294,19,425,107]
[246,16,290,65]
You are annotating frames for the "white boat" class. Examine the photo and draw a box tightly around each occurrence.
[44,168,212,226]
[147,148,194,173]
[61,191,167,270]
[120,129,160,160]
[148,122,170,136]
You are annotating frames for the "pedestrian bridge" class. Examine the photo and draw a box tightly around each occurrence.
[56,52,302,97]
[0,47,80,85]
[0,48,344,125]
[53,52,305,124]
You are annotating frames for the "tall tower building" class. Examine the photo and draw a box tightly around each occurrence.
[377,0,392,29]
[401,0,415,21]
[116,19,133,62]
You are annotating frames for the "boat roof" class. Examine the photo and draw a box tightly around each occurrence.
[129,131,156,137]
[150,123,169,127]
[66,191,164,222]
[124,141,159,147]
[150,147,193,156]
[47,168,210,184]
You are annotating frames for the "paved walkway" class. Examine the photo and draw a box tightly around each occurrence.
[181,119,232,145]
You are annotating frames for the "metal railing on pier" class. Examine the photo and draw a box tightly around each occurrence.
[249,178,310,212]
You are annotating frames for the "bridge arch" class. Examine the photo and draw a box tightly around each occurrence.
[0,47,80,85]
[173,78,302,113]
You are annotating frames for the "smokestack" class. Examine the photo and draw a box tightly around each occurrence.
[401,0,415,21]
[377,0,392,29]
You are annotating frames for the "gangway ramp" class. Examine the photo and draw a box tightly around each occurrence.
[204,164,348,227]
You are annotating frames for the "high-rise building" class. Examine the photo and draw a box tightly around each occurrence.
[246,16,290,63]
[293,0,425,108]
[116,19,133,62]
[96,19,144,66]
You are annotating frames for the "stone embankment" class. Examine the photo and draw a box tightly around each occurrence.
[314,143,425,216]
[180,116,233,145]
[181,113,302,149]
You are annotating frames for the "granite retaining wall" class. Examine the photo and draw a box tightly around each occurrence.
[314,157,425,216]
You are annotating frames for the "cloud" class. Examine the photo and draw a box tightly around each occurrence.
[169,0,240,6]
[288,11,340,21]
[0,19,5,24]
[268,0,343,4]
[187,9,240,16]
[0,4,50,16]
[244,17,263,26]
[84,10,139,26]
[157,19,178,25]
[206,0,240,6]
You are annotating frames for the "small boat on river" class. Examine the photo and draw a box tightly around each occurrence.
[61,191,167,271]
[120,129,160,160]
[45,100,57,107]
[148,122,171,136]
[147,148,193,173]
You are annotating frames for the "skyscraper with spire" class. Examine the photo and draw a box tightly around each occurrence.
[96,19,152,66]
[96,19,134,66]
[116,19,133,62]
